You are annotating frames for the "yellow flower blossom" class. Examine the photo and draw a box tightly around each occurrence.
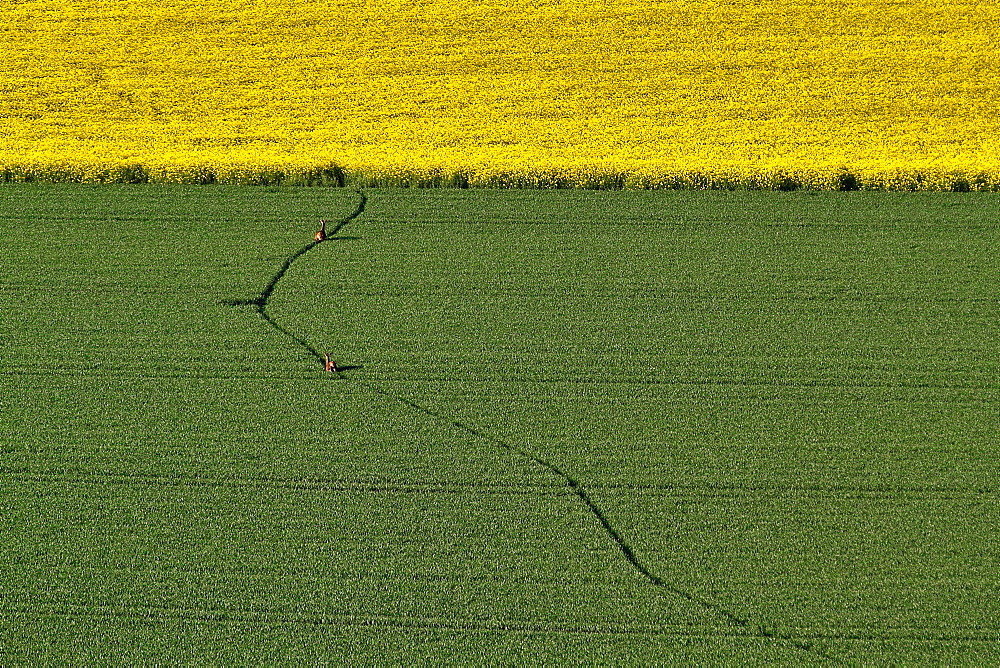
[1,0,998,188]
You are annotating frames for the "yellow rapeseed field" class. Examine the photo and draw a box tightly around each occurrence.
[2,0,998,188]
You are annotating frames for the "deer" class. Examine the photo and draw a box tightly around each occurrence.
[314,220,327,242]
[324,353,338,373]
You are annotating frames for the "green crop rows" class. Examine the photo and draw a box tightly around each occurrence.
[2,185,998,663]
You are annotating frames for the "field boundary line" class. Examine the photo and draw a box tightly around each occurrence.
[222,190,842,664]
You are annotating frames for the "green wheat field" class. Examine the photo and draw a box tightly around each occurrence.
[2,185,998,663]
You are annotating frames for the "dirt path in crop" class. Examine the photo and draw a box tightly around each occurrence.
[223,189,841,664]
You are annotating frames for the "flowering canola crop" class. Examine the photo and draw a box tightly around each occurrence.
[2,0,998,188]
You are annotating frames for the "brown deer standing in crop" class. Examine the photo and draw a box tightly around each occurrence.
[315,220,327,242]
[324,353,337,373]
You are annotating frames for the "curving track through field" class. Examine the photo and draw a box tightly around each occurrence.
[226,189,841,663]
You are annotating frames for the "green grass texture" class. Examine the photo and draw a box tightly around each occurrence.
[2,184,999,663]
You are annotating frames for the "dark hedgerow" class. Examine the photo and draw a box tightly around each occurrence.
[775,175,802,191]
[951,177,971,193]
[2,165,997,190]
[113,165,150,184]
[837,170,860,191]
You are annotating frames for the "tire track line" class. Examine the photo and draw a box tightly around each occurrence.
[5,603,997,644]
[0,603,748,638]
[5,469,992,500]
[223,189,843,664]
[2,469,566,496]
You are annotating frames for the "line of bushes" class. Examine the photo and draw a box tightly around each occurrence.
[1,163,997,191]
